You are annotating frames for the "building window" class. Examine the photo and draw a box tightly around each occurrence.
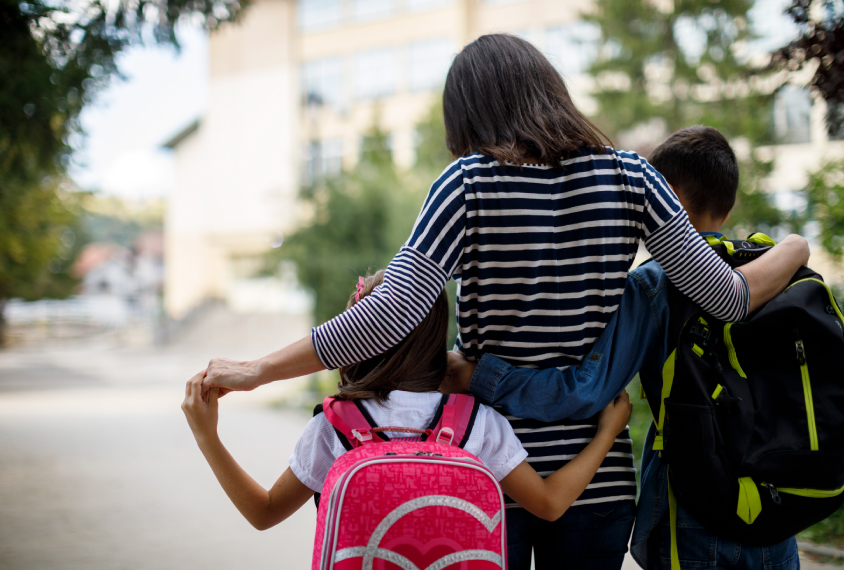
[353,0,394,21]
[303,139,343,186]
[773,86,812,144]
[408,38,453,92]
[297,0,342,31]
[407,0,450,11]
[545,22,601,77]
[302,57,344,109]
[355,48,395,100]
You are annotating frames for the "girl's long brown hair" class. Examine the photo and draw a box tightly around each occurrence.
[333,270,450,402]
[443,34,613,165]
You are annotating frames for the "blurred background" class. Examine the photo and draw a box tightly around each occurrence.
[1,0,843,568]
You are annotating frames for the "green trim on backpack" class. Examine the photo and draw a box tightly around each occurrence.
[797,339,819,451]
[737,477,762,524]
[786,278,844,324]
[723,323,747,378]
[746,232,777,247]
[653,348,677,453]
[770,482,844,498]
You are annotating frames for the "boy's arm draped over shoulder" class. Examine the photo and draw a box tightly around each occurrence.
[631,153,807,320]
[202,161,467,395]
[449,272,662,422]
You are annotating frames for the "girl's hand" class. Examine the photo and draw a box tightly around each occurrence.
[597,389,632,437]
[182,371,220,443]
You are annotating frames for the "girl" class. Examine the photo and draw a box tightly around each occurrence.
[182,272,632,532]
[202,34,808,568]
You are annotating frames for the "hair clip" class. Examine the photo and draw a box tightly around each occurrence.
[355,276,365,303]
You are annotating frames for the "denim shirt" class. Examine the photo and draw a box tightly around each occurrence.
[468,233,723,566]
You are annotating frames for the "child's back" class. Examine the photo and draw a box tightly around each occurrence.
[289,390,526,493]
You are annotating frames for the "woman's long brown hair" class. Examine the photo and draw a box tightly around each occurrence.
[333,270,450,402]
[443,34,613,165]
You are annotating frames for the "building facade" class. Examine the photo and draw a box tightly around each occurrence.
[165,0,844,317]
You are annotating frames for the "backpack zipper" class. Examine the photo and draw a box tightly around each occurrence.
[762,482,844,500]
[795,337,819,451]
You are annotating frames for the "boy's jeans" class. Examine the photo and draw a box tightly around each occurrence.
[506,501,635,570]
[649,501,799,570]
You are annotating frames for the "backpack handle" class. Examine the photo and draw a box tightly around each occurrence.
[322,394,479,449]
[322,397,387,448]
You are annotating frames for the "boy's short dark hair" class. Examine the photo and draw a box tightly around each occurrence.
[649,126,739,221]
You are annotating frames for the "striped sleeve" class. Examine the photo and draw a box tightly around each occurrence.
[633,156,749,322]
[311,160,467,369]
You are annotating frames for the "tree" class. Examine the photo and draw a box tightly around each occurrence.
[771,0,844,138]
[585,0,782,234]
[0,0,248,344]
[274,126,425,327]
[269,104,459,345]
[805,161,844,258]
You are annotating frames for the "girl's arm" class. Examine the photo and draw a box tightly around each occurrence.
[499,390,633,522]
[182,372,314,530]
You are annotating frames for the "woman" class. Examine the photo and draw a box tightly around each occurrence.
[201,35,808,569]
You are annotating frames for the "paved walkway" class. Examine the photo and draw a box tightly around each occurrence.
[0,309,840,569]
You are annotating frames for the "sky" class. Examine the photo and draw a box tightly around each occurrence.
[69,25,208,200]
[69,1,799,201]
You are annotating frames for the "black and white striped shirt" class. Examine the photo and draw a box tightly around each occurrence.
[312,148,749,507]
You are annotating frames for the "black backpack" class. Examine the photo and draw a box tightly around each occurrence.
[644,233,844,553]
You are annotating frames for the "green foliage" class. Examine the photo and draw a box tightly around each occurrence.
[0,0,248,341]
[271,103,459,345]
[771,0,844,138]
[81,196,164,248]
[0,180,83,303]
[586,0,782,231]
[805,161,844,258]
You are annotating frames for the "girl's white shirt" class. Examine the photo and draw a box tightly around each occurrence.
[288,390,528,492]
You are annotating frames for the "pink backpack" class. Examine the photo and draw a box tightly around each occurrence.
[312,394,508,570]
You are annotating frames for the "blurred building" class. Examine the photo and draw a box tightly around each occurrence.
[164,0,844,318]
[163,0,598,318]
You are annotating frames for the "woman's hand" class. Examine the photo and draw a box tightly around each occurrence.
[203,358,263,397]
[182,371,220,444]
[597,389,632,438]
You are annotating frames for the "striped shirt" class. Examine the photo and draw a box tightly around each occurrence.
[312,148,750,507]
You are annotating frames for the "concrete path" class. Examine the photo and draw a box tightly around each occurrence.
[0,309,840,569]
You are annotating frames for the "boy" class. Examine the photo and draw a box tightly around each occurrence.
[445,126,803,569]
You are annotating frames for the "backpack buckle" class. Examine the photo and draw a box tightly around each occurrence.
[688,322,710,343]
[351,428,373,442]
[436,427,455,445]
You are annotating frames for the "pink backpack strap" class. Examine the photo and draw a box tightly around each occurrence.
[431,394,480,448]
[322,397,387,449]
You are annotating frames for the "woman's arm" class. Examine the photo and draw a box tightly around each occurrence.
[202,160,467,396]
[637,156,807,320]
[737,234,809,313]
[182,372,314,529]
[499,390,633,521]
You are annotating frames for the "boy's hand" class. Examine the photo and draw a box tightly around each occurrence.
[597,389,632,437]
[439,351,476,394]
[182,371,220,443]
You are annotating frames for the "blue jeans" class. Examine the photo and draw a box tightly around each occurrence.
[506,501,636,570]
[649,502,799,570]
